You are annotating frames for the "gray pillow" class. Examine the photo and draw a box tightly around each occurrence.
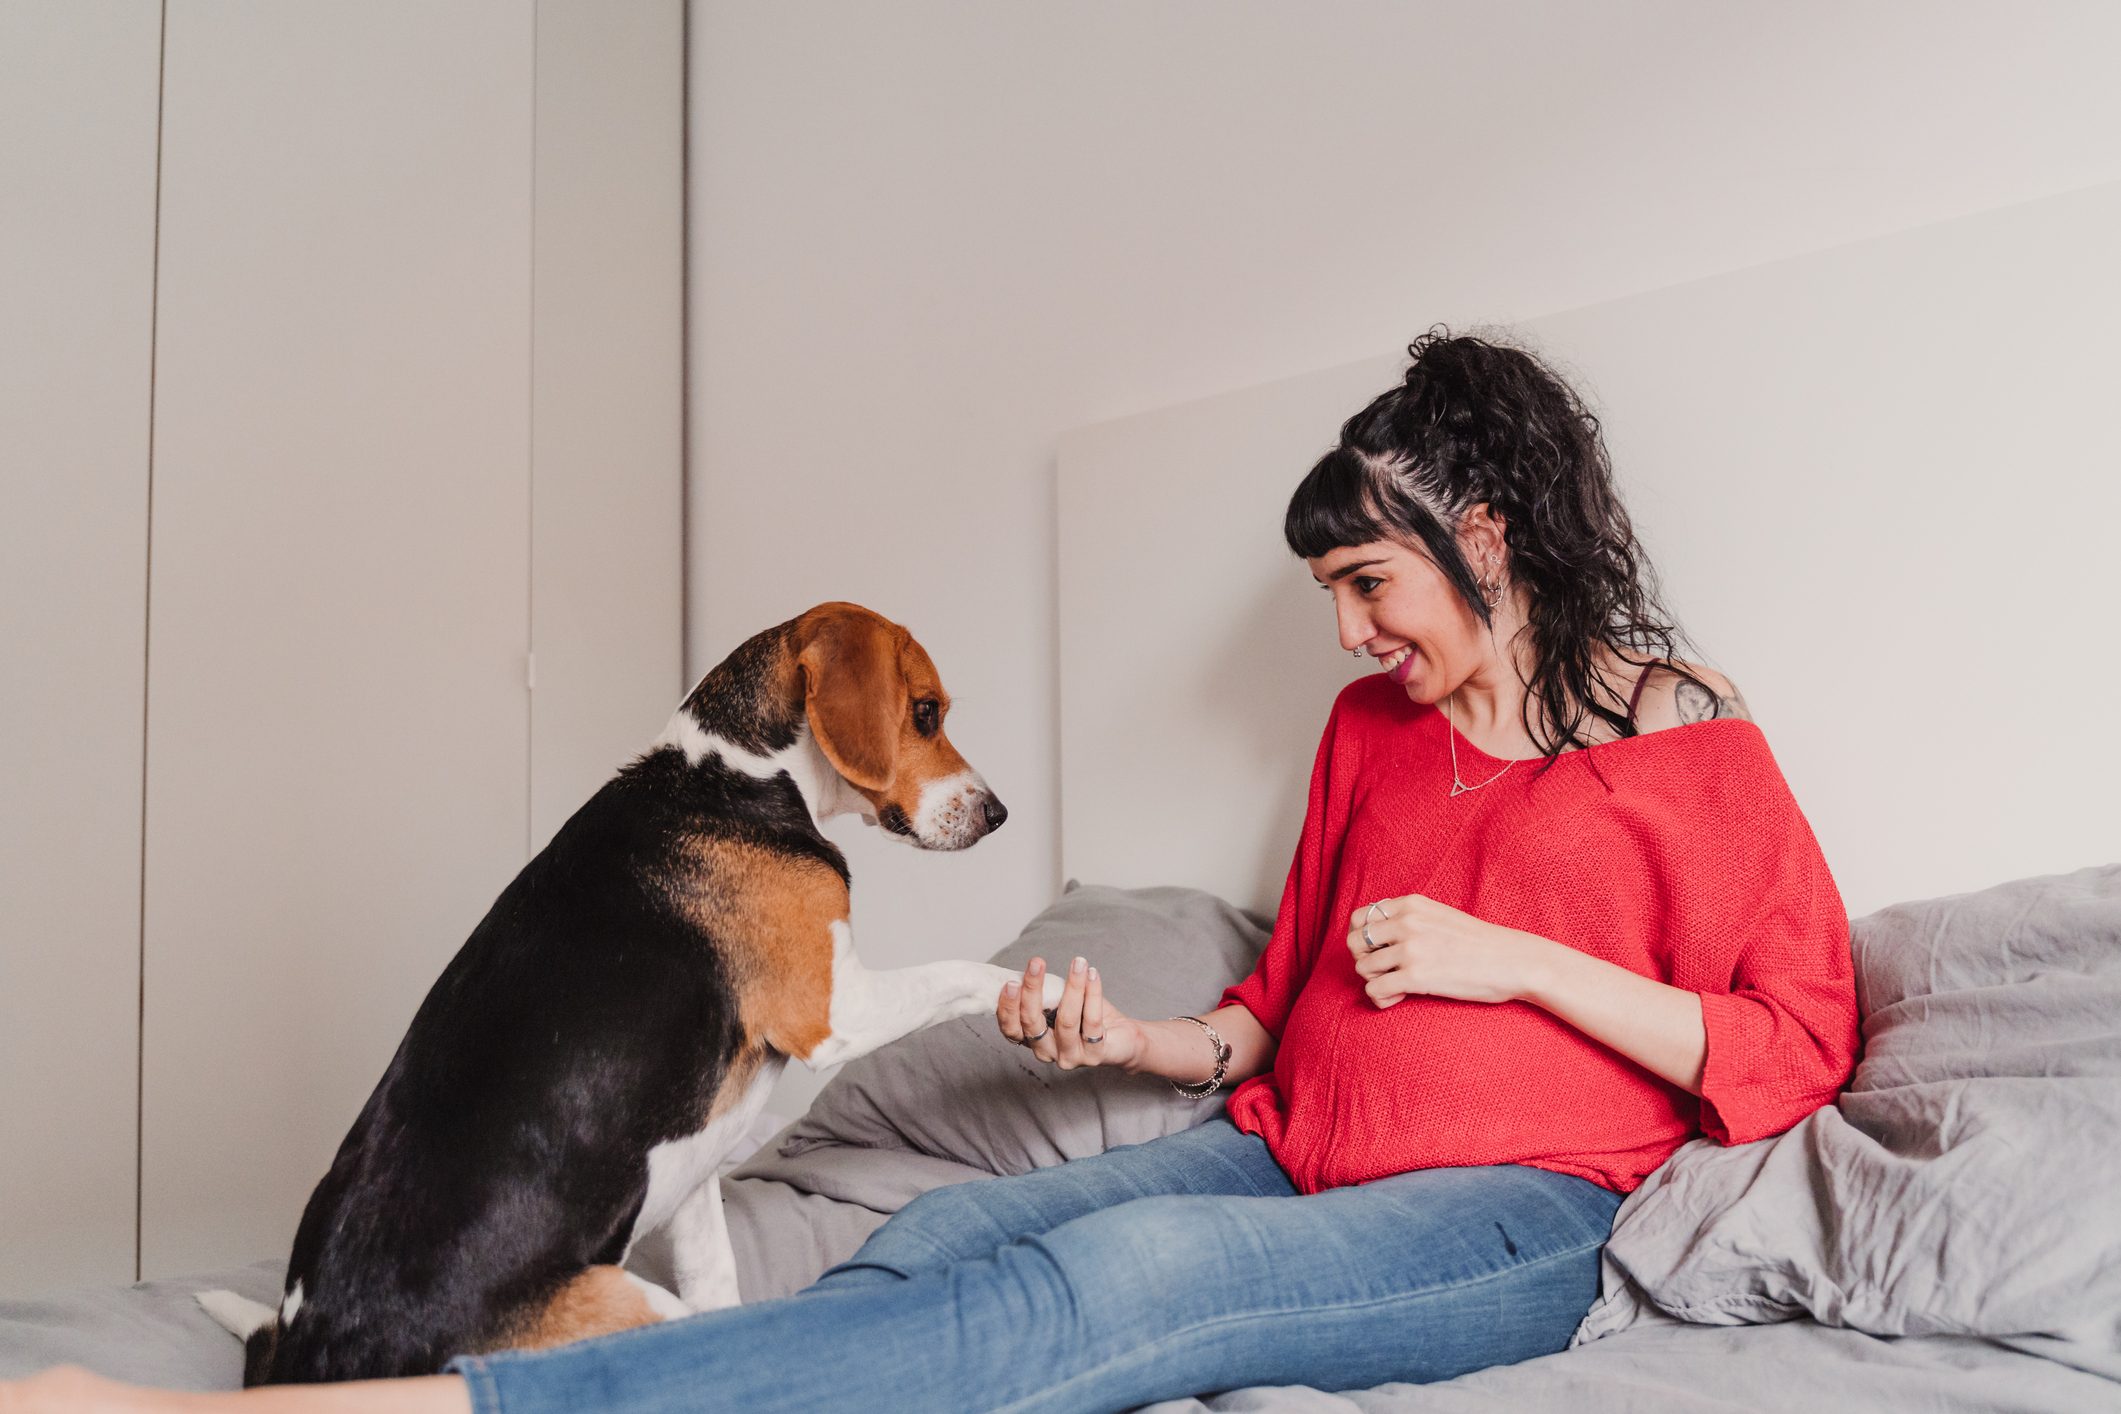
[1575,863,2121,1350]
[772,880,1268,1174]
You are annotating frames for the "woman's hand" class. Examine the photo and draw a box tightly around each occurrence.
[997,955,1147,1071]
[1347,894,1556,1007]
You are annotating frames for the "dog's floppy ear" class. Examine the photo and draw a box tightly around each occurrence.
[797,607,903,793]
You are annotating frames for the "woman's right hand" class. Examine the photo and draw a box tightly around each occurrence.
[997,954,1146,1072]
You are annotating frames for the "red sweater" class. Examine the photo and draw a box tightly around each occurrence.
[1218,674,1859,1196]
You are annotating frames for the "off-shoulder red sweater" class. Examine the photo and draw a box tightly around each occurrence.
[1218,674,1859,1196]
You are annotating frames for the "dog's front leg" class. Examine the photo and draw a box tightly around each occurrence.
[668,1177,743,1314]
[802,922,1069,1072]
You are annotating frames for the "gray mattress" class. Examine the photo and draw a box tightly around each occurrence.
[6,875,2119,1412]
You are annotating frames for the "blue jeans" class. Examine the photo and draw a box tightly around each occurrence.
[445,1118,1622,1414]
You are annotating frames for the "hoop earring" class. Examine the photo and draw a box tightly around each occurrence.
[1479,556,1505,609]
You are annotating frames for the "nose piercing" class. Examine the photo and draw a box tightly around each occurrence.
[1351,648,1364,658]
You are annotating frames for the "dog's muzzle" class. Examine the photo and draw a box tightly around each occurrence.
[898,775,1006,850]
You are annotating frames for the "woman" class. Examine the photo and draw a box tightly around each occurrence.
[4,330,1858,1413]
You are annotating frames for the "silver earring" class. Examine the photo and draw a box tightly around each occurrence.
[1480,559,1504,608]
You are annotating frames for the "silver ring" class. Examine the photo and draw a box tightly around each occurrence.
[1020,1025,1049,1044]
[1084,1034,1104,1044]
[1362,901,1390,951]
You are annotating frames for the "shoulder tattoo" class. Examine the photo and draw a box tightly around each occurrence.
[1674,675,1753,724]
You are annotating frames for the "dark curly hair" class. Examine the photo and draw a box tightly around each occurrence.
[1286,325,1710,771]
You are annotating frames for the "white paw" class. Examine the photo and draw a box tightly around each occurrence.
[984,961,1069,1010]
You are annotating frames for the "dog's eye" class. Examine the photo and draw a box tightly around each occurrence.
[913,699,940,736]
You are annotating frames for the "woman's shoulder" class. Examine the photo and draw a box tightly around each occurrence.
[1627,658,1755,737]
[1605,658,1793,826]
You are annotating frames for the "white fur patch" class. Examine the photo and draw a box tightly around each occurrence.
[194,1289,276,1341]
[625,1271,692,1321]
[279,1279,304,1324]
[652,714,862,830]
[653,713,785,776]
[627,1053,788,1259]
[651,711,710,763]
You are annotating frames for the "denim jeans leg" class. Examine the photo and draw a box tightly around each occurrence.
[810,1116,1294,1289]
[990,1161,1627,1410]
[444,1154,1622,1414]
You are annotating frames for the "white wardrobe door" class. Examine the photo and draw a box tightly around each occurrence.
[0,0,163,1299]
[141,1,534,1277]
[529,0,686,850]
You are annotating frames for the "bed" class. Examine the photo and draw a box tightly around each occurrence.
[5,865,2120,1411]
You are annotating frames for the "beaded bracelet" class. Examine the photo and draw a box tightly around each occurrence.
[1168,1015,1232,1099]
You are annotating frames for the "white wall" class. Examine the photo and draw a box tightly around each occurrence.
[530,0,689,850]
[1058,182,2121,926]
[684,0,2121,1115]
[0,0,162,1296]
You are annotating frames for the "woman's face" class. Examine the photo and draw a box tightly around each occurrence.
[1308,536,1491,703]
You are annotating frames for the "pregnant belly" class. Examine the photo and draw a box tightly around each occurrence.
[1277,989,1690,1177]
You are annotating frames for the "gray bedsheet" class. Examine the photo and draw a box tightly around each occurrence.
[1142,1322,2121,1413]
[7,876,2119,1413]
[8,1253,2113,1411]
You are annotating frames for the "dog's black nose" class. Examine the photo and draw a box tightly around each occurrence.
[982,797,1008,831]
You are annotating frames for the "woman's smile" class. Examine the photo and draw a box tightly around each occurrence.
[1378,645,1416,683]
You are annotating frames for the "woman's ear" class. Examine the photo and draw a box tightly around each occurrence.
[1458,501,1508,568]
[797,611,903,793]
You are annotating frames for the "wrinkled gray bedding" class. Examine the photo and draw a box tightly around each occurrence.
[1576,863,2121,1351]
[6,872,2119,1412]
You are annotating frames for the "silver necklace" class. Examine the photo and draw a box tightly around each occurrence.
[1442,693,1515,797]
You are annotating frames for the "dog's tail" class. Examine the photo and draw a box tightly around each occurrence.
[196,1289,282,1384]
[195,1288,274,1341]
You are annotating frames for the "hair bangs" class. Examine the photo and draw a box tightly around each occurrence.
[1284,447,1393,559]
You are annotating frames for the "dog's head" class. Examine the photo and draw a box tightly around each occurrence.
[792,602,1005,851]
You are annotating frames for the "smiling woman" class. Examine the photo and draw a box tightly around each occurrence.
[1290,326,1744,765]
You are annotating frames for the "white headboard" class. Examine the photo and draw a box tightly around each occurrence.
[1056,360,1392,918]
[1056,182,2121,921]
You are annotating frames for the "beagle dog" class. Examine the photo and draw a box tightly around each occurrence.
[197,602,1066,1384]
